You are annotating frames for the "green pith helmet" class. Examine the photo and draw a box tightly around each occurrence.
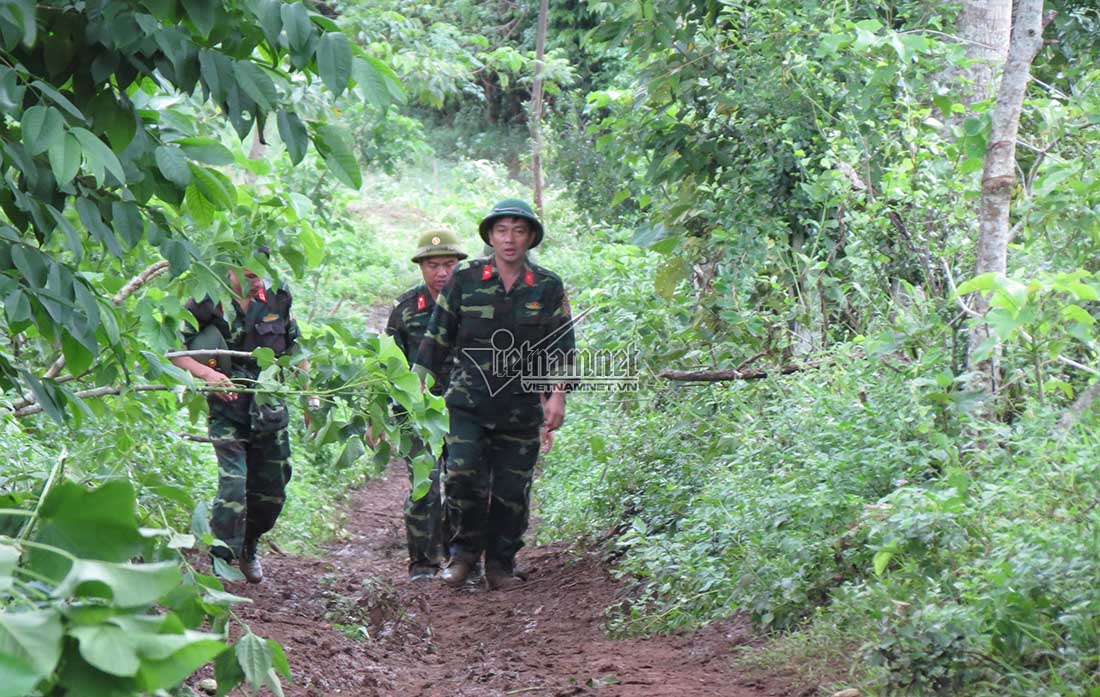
[478,199,544,249]
[411,228,468,263]
[188,324,230,373]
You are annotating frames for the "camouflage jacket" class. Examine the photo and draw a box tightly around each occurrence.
[385,284,449,395]
[414,256,575,429]
[183,287,300,421]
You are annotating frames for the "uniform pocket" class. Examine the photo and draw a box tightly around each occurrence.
[249,319,287,352]
[458,310,496,345]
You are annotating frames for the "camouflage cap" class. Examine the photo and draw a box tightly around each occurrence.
[478,199,544,248]
[411,228,468,263]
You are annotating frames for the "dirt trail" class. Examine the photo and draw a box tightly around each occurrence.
[208,461,802,697]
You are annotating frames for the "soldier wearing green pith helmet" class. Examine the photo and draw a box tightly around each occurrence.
[414,200,576,590]
[385,228,468,581]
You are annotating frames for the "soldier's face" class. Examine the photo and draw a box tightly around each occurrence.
[229,269,266,301]
[420,256,460,293]
[490,217,533,264]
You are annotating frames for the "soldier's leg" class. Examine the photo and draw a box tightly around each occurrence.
[483,427,541,570]
[442,410,491,564]
[404,433,444,570]
[245,426,292,540]
[209,415,250,559]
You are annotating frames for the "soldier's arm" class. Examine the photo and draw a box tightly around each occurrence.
[384,302,409,359]
[412,279,460,389]
[542,281,576,432]
[171,298,237,401]
[545,281,577,389]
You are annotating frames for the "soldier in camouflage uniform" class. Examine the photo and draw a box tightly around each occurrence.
[172,253,308,584]
[414,200,575,590]
[385,229,467,581]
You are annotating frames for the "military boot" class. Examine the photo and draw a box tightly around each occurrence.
[240,537,263,584]
[485,560,525,591]
[441,558,477,587]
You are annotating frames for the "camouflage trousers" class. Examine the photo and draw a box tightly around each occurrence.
[404,434,446,569]
[443,408,540,568]
[208,413,292,559]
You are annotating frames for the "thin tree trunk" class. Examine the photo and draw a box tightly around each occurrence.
[957,0,1012,106]
[966,0,1047,399]
[529,0,549,218]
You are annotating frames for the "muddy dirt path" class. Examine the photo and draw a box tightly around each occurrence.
[210,461,801,697]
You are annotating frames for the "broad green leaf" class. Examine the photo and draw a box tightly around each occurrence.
[155,145,192,187]
[300,224,323,266]
[873,549,893,575]
[61,330,94,374]
[54,559,181,607]
[955,272,999,296]
[0,652,40,697]
[280,2,315,68]
[181,0,217,38]
[30,80,86,121]
[312,124,360,189]
[71,127,125,186]
[160,238,193,276]
[255,0,283,49]
[655,258,689,300]
[276,110,307,165]
[48,133,81,187]
[190,165,236,209]
[22,105,64,156]
[111,201,144,249]
[183,184,215,226]
[76,197,122,257]
[215,646,245,697]
[212,556,245,582]
[69,625,141,677]
[337,436,365,468]
[410,451,434,500]
[178,137,234,166]
[317,32,352,97]
[233,60,277,111]
[1063,304,1095,325]
[267,640,291,679]
[353,56,403,108]
[134,632,227,690]
[29,480,144,580]
[20,371,65,425]
[0,609,63,680]
[234,632,272,690]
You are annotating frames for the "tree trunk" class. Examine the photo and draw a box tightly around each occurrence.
[966,0,1047,399]
[955,0,1013,106]
[529,0,549,219]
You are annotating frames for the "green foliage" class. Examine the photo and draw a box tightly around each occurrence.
[0,477,283,696]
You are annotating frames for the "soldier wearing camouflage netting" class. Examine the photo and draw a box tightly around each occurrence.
[171,249,312,585]
[414,199,575,590]
[385,228,467,581]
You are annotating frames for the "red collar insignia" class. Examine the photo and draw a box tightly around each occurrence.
[256,287,267,303]
[524,269,535,286]
[482,264,494,281]
[416,294,428,311]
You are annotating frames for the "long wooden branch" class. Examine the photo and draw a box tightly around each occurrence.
[659,363,820,382]
[164,349,256,360]
[11,384,172,417]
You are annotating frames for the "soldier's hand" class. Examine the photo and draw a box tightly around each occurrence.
[540,428,555,454]
[203,370,237,401]
[543,390,565,432]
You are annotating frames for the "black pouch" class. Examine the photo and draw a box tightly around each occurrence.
[250,400,289,433]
